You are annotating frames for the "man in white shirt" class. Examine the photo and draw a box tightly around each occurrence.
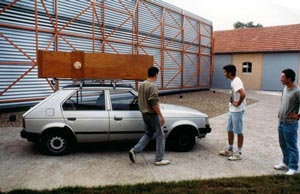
[219,64,246,161]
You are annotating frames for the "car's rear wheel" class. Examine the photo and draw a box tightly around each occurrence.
[42,131,74,156]
[168,128,196,152]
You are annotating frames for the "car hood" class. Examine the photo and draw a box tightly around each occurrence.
[160,103,208,118]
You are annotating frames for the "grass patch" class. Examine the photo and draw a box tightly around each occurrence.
[2,174,299,194]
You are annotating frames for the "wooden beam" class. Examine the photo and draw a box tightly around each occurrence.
[38,50,153,80]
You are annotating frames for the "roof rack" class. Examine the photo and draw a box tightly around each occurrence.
[61,79,134,90]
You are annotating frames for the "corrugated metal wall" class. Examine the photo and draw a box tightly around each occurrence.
[262,53,299,91]
[0,0,213,109]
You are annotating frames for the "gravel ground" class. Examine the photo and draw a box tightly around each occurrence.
[0,90,256,128]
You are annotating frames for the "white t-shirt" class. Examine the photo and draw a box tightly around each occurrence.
[229,77,246,112]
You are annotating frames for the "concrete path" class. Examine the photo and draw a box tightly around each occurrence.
[1,90,298,192]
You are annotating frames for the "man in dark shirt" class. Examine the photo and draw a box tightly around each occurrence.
[129,66,170,166]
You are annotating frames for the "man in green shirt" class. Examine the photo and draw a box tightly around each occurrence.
[273,69,299,175]
[129,66,170,166]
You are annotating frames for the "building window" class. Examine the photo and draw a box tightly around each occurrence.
[242,62,252,73]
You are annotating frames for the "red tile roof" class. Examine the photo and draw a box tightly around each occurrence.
[213,24,300,54]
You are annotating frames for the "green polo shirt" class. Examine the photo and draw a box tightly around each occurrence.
[138,80,159,113]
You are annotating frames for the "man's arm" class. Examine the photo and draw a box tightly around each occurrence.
[232,88,246,107]
[152,104,165,126]
[288,112,299,119]
[287,89,300,119]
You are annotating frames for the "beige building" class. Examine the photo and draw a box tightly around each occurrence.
[212,24,300,91]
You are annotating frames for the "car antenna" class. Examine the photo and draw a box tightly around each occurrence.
[80,79,84,89]
[111,80,116,89]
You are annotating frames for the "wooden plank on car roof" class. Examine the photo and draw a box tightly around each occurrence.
[37,50,153,80]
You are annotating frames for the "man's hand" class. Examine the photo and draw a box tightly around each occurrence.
[159,115,165,126]
[232,101,239,107]
[232,89,246,107]
[153,104,165,126]
[288,112,299,119]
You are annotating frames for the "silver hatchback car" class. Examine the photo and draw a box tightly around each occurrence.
[21,84,211,155]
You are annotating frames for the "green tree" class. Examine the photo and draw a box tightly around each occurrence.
[233,21,263,29]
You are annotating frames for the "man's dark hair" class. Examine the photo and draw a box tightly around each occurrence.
[223,64,236,77]
[148,66,159,77]
[282,69,296,82]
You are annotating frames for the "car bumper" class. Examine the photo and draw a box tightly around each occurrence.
[198,124,211,134]
[20,129,40,142]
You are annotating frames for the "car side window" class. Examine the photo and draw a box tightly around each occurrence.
[110,90,139,111]
[62,90,106,111]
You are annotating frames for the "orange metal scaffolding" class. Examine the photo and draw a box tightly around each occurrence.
[0,0,213,106]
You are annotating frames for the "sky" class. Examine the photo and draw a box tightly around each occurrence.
[162,0,300,30]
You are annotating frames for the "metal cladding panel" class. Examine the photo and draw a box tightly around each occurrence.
[201,36,211,48]
[185,44,198,53]
[200,23,212,37]
[138,1,162,47]
[200,56,211,86]
[184,18,199,54]
[37,32,56,51]
[159,1,212,25]
[58,1,92,19]
[184,18,198,44]
[201,47,211,55]
[262,53,299,91]
[104,42,134,54]
[103,0,135,45]
[0,0,212,109]
[164,10,182,51]
[183,54,198,87]
[200,23,212,47]
[138,47,161,87]
[211,55,231,89]
[57,2,97,38]
[0,1,53,109]
[58,36,96,52]
[104,0,135,31]
[0,27,37,62]
[1,1,35,28]
[104,28,135,44]
[138,1,162,37]
[0,65,53,108]
[183,17,199,55]
[163,50,182,88]
[164,10,182,33]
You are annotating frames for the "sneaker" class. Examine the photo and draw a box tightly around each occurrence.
[154,159,170,166]
[228,152,242,161]
[219,149,233,157]
[129,149,136,163]
[286,169,297,175]
[273,162,288,170]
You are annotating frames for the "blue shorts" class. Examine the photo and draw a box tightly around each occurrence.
[227,111,245,134]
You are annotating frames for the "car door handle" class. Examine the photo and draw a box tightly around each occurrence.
[67,117,76,121]
[114,116,123,121]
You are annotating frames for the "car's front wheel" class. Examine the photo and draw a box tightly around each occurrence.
[42,130,74,156]
[167,128,196,152]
